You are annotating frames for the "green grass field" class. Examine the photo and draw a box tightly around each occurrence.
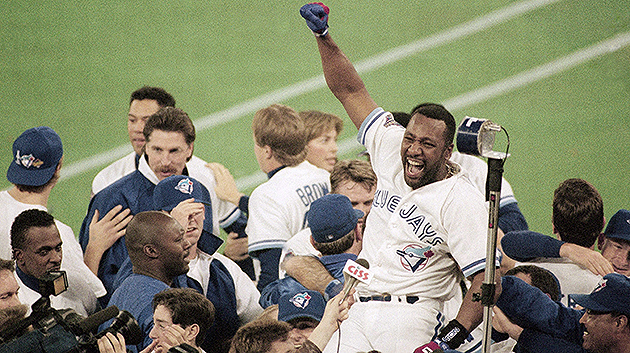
[1,0,629,239]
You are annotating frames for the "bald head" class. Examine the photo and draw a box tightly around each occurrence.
[126,211,181,261]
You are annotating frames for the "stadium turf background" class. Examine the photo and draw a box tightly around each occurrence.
[1,0,629,241]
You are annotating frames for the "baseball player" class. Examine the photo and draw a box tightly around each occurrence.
[246,104,331,292]
[300,4,499,353]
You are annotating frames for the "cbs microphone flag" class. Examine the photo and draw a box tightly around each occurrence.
[343,259,373,285]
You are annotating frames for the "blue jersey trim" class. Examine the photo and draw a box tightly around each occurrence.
[248,239,286,253]
[357,108,386,145]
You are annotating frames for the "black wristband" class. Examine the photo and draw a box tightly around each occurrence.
[437,319,468,349]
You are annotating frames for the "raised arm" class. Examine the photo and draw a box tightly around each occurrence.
[300,3,377,129]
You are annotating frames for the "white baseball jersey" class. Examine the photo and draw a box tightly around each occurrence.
[247,161,330,253]
[187,250,263,323]
[278,227,320,278]
[92,151,137,195]
[16,268,100,316]
[324,108,494,353]
[516,257,601,307]
[136,155,243,236]
[0,190,107,299]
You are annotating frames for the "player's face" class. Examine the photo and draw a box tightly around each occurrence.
[579,309,618,352]
[128,99,161,156]
[145,130,193,181]
[0,270,21,310]
[156,220,192,277]
[400,114,453,190]
[14,225,62,279]
[334,180,375,228]
[306,128,339,172]
[600,238,630,276]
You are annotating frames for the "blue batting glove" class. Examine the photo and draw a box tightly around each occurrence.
[300,2,330,36]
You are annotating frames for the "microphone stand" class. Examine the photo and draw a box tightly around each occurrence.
[478,157,504,353]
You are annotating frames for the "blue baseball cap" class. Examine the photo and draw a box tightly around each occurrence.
[152,175,212,211]
[308,194,364,243]
[572,273,630,317]
[604,209,630,243]
[278,290,325,323]
[7,127,63,187]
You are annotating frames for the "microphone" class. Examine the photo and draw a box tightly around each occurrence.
[340,258,371,303]
[74,305,120,335]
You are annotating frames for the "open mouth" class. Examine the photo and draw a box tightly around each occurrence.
[405,159,424,179]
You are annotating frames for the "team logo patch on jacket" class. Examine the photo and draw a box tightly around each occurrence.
[397,244,434,273]
[290,292,312,309]
[175,178,194,194]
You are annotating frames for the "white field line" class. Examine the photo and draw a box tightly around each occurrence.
[60,0,559,181]
[233,30,630,190]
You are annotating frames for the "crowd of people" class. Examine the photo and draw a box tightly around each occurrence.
[1,3,629,353]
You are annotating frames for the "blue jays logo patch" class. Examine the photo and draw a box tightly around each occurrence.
[289,292,312,309]
[15,151,43,169]
[593,278,607,293]
[175,178,194,195]
[397,244,434,273]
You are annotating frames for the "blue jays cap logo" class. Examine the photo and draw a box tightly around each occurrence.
[174,178,194,195]
[15,150,44,169]
[397,244,434,273]
[289,292,312,309]
[593,278,607,293]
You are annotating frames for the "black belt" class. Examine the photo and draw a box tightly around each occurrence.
[359,295,420,304]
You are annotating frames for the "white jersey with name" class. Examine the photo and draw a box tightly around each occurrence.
[363,170,491,299]
[92,151,137,195]
[0,190,106,299]
[247,161,330,253]
[187,250,263,324]
[517,257,601,308]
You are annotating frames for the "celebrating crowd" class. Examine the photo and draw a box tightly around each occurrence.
[1,3,628,353]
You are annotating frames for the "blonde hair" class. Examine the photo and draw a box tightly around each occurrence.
[299,110,343,143]
[252,104,307,167]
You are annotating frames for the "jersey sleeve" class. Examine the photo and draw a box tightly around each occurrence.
[213,253,263,324]
[501,230,564,261]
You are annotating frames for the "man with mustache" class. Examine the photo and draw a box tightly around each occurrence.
[80,107,246,302]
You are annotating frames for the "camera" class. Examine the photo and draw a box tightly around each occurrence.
[0,271,141,353]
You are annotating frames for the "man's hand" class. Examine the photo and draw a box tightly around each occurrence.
[300,3,330,36]
[206,162,244,206]
[170,199,205,231]
[84,205,132,274]
[97,332,126,353]
[223,232,250,261]
[306,289,354,350]
[158,325,189,351]
[492,307,523,340]
[559,242,614,276]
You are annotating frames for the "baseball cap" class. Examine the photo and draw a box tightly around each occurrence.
[572,273,630,317]
[308,194,364,243]
[603,209,630,242]
[278,290,325,323]
[152,175,212,211]
[7,127,63,187]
